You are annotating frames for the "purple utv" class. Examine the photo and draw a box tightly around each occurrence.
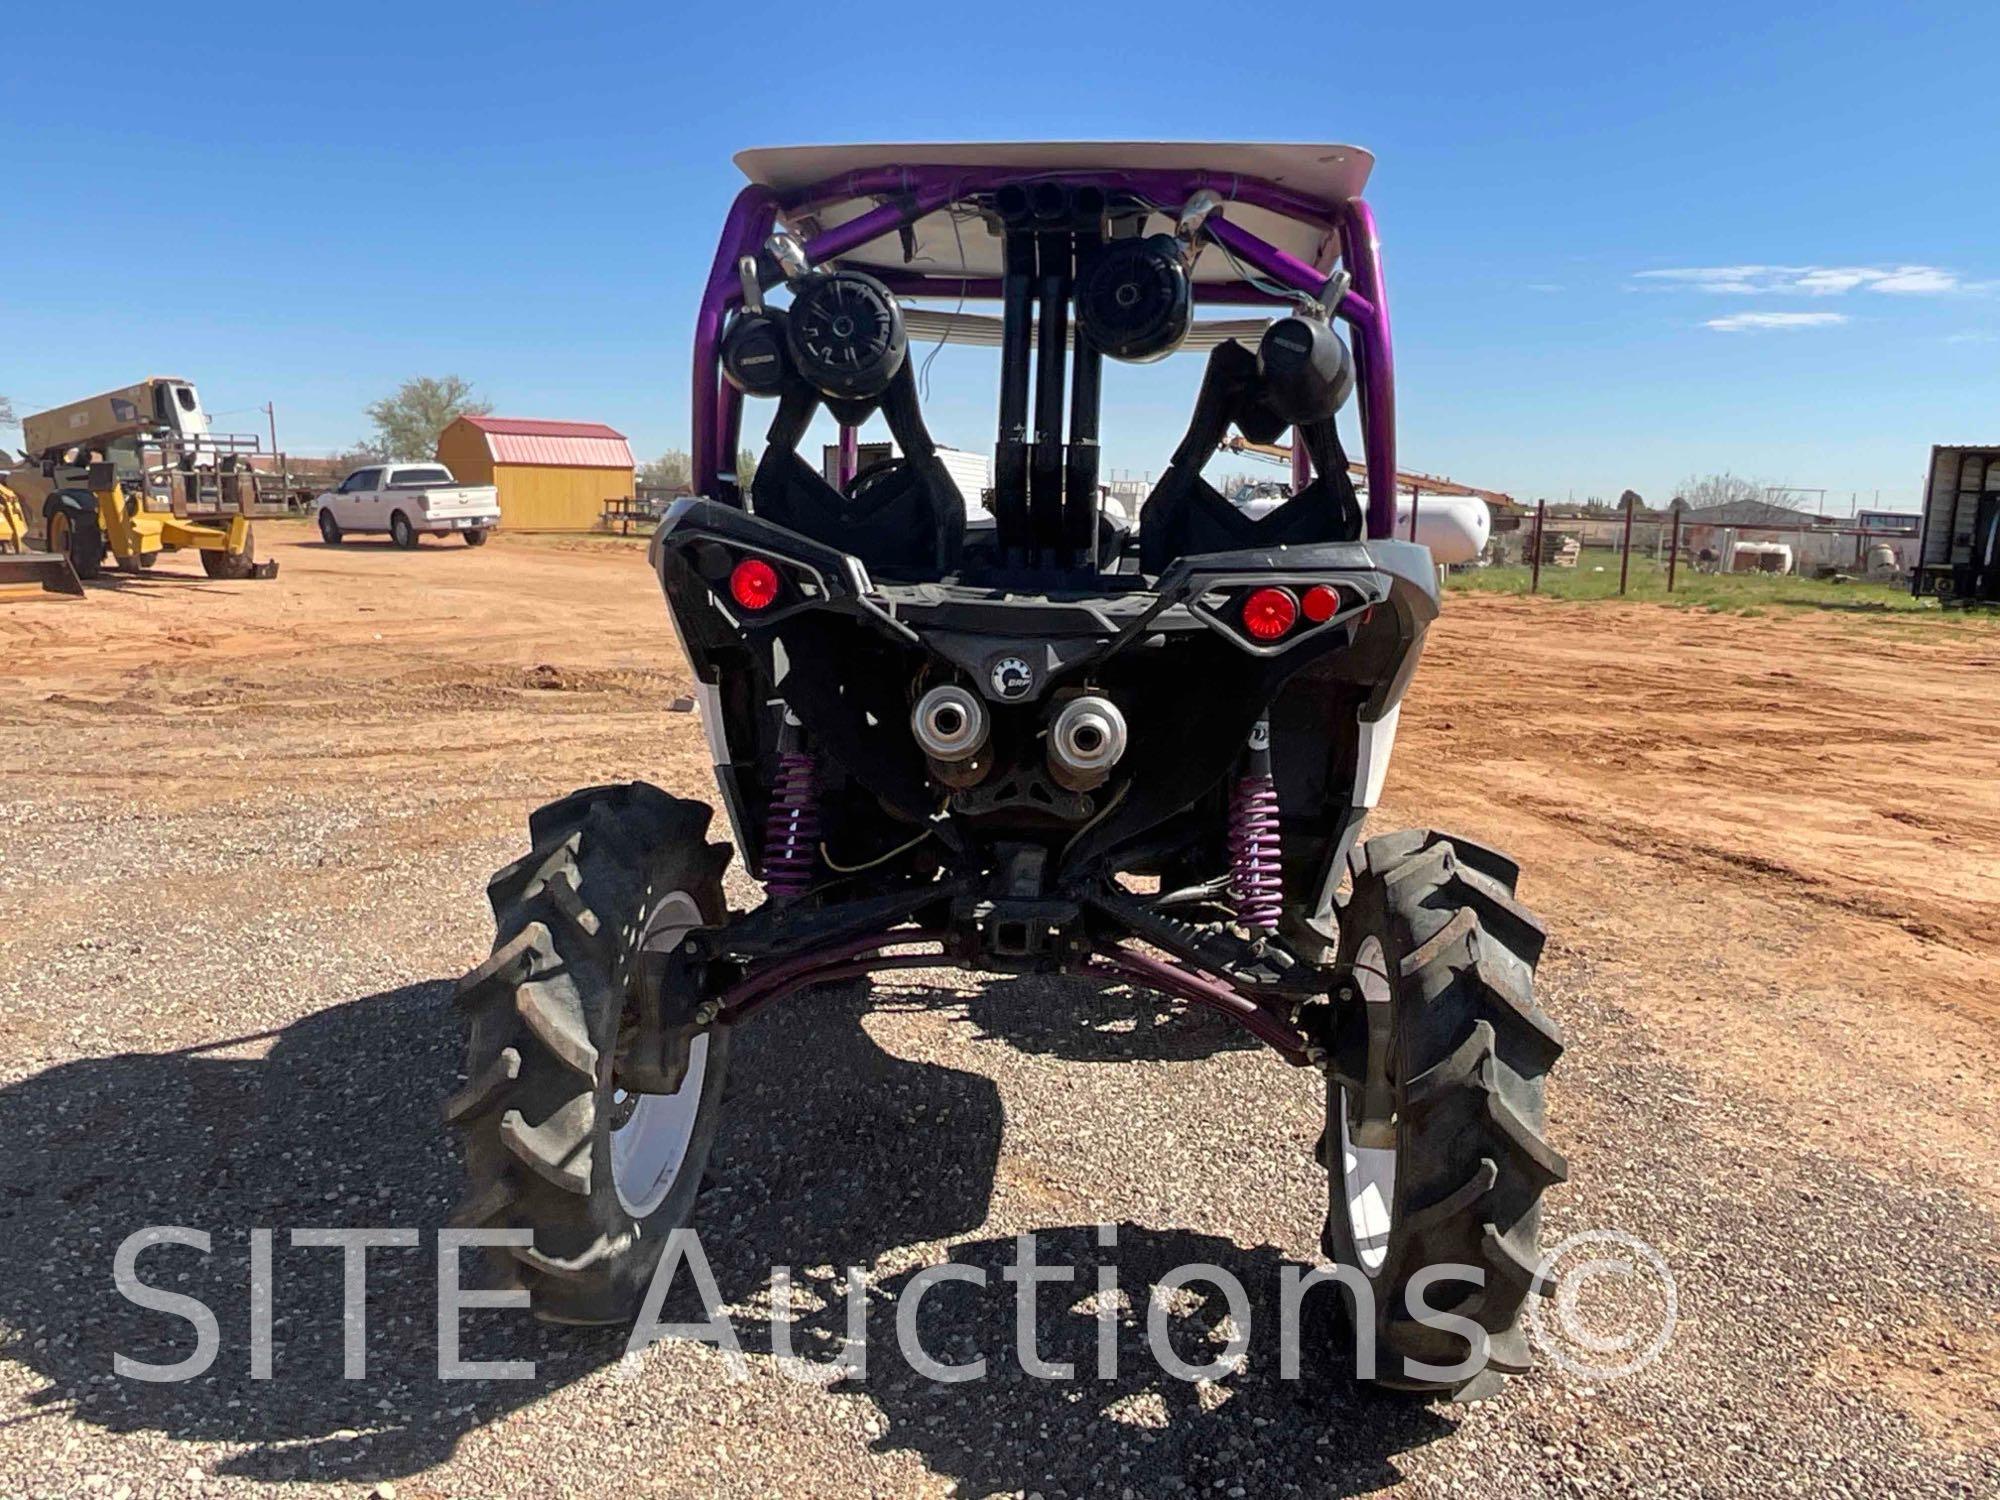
[447,142,1565,1399]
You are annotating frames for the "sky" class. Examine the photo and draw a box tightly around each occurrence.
[4,2,1996,511]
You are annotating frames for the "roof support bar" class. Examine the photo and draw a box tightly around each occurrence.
[1030,228,1072,565]
[994,226,1036,560]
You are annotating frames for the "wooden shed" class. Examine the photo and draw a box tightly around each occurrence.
[436,416,635,532]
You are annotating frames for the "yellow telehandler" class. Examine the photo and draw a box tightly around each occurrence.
[4,377,278,587]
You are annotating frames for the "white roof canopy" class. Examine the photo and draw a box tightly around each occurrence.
[734,142,1372,288]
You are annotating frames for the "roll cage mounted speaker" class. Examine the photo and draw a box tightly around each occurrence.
[721,258,912,406]
[785,270,909,402]
[720,308,791,398]
[1257,313,1356,426]
[1074,234,1193,363]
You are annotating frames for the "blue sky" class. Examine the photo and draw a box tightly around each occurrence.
[5,2,1995,510]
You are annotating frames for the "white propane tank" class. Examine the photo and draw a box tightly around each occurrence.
[1391,495,1490,565]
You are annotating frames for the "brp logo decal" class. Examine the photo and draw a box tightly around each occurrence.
[989,656,1034,700]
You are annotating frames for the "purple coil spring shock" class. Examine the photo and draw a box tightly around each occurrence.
[762,713,821,900]
[1228,718,1283,935]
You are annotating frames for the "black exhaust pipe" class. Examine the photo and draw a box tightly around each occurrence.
[1064,220,1104,568]
[1031,223,1071,565]
[995,187,1035,563]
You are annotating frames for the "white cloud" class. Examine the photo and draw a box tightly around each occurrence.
[1637,264,1966,297]
[1704,311,1849,332]
[1871,267,1960,294]
[1946,330,1998,344]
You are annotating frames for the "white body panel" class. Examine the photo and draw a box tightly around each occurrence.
[313,463,500,535]
[1354,703,1402,810]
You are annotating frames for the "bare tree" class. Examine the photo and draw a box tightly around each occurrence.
[0,395,15,426]
[362,376,492,462]
[1676,472,1779,510]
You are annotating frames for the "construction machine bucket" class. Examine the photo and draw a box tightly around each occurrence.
[251,558,280,580]
[0,551,86,598]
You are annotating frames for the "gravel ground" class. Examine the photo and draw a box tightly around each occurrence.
[2,533,1995,1497]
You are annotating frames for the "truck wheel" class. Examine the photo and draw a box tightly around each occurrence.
[448,782,735,1325]
[1319,830,1566,1401]
[390,511,417,549]
[318,510,343,545]
[463,527,489,546]
[47,506,105,581]
[201,526,258,580]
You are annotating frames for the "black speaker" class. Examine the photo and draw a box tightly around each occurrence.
[785,270,908,401]
[1257,314,1355,425]
[720,308,791,398]
[1074,235,1192,363]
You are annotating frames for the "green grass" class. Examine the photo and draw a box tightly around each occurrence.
[1445,553,1945,615]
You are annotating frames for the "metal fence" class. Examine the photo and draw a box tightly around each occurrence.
[1479,499,1919,595]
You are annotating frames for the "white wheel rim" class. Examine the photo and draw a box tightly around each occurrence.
[610,891,709,1219]
[1338,1097,1396,1276]
[1340,934,1397,1277]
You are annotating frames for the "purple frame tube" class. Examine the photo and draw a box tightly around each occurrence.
[837,424,858,487]
[691,164,1397,537]
[693,185,779,495]
[1339,199,1398,537]
[866,271,1299,309]
[704,923,1311,1061]
[1085,949,1312,1063]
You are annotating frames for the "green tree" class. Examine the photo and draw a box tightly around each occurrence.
[362,376,491,462]
[639,449,692,490]
[736,447,759,485]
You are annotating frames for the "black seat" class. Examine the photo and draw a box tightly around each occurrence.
[1138,341,1362,574]
[749,362,964,579]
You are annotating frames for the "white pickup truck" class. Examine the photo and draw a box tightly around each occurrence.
[312,463,501,548]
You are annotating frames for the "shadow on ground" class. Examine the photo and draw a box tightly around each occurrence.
[0,978,1444,1492]
[938,970,1261,1064]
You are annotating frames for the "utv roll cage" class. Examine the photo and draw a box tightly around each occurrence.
[691,146,1400,543]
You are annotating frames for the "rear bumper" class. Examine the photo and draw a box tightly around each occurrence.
[652,497,1440,910]
[416,513,498,533]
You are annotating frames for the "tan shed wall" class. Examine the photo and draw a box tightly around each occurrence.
[436,422,496,487]
[488,463,634,531]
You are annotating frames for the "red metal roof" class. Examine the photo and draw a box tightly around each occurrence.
[460,415,634,469]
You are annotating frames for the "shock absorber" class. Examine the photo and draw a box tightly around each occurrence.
[1228,718,1283,935]
[761,711,821,900]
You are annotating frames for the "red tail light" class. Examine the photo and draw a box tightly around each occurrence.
[1301,584,1342,623]
[729,557,781,611]
[1241,587,1298,641]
